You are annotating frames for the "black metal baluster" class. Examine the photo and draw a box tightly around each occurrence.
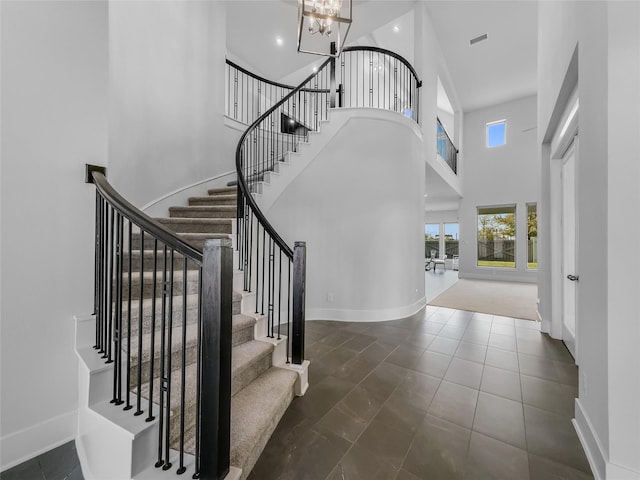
[255,223,260,313]
[193,267,203,479]
[155,245,168,468]
[124,220,133,411]
[177,258,188,475]
[163,248,175,471]
[261,229,266,316]
[146,238,158,423]
[113,213,124,405]
[106,206,115,363]
[277,249,282,340]
[286,260,291,363]
[267,237,273,337]
[135,229,144,416]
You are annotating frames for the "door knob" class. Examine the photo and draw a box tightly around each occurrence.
[567,274,579,281]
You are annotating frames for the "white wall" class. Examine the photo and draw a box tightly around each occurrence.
[0,1,108,469]
[266,111,425,321]
[458,95,538,283]
[425,210,459,225]
[538,2,640,478]
[109,1,227,208]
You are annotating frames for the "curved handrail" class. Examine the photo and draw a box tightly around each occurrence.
[235,56,333,259]
[226,58,297,91]
[342,45,422,87]
[234,45,422,258]
[91,171,203,263]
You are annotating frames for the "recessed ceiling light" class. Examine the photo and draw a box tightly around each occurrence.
[470,33,488,45]
[313,66,318,72]
[276,37,284,46]
[393,25,400,33]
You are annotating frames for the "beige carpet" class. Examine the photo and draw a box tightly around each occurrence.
[429,278,538,321]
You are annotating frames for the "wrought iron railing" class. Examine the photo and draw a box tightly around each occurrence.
[437,117,458,174]
[89,169,231,479]
[234,46,421,366]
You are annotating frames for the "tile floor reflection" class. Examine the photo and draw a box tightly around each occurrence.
[249,307,593,480]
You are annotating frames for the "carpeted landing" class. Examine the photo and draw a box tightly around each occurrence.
[429,278,538,321]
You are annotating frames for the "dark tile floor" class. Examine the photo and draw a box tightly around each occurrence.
[1,441,83,480]
[3,307,593,480]
[248,306,594,480]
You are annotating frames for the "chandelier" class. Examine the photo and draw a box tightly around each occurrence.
[297,0,352,57]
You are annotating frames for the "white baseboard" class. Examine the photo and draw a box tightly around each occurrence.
[0,410,77,471]
[460,271,537,284]
[573,398,606,480]
[307,296,426,322]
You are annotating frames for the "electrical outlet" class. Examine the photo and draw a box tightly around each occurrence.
[580,372,588,396]
[327,292,334,303]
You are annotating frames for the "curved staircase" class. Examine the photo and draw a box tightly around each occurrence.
[76,186,307,480]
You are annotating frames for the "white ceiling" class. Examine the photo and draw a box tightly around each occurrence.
[225,1,538,212]
[425,0,538,113]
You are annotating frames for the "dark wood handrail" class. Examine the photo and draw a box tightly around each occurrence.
[91,171,203,263]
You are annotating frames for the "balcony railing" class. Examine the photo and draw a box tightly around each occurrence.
[437,117,458,174]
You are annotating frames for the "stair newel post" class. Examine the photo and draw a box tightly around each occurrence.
[330,42,337,109]
[199,238,233,480]
[292,241,307,365]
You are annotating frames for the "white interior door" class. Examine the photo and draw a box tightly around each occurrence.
[561,139,578,359]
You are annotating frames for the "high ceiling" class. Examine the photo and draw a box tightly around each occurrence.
[426,0,537,113]
[225,1,538,212]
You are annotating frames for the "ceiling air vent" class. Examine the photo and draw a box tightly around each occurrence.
[470,33,488,46]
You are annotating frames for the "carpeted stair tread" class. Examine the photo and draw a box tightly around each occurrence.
[156,217,233,235]
[169,205,236,219]
[127,313,257,382]
[229,367,298,475]
[231,340,274,395]
[188,195,237,206]
[207,187,237,195]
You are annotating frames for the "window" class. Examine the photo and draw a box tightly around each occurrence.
[425,224,439,257]
[477,205,516,267]
[527,203,538,269]
[444,223,459,258]
[487,120,506,148]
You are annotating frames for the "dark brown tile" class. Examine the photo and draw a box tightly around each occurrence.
[316,401,369,443]
[444,357,484,389]
[375,389,427,434]
[360,362,409,402]
[355,416,414,470]
[310,346,359,380]
[523,405,592,474]
[403,332,436,349]
[403,414,471,480]
[472,392,526,449]
[553,361,579,387]
[521,374,577,418]
[342,334,378,353]
[250,422,351,480]
[464,432,530,480]
[385,344,424,370]
[341,385,387,423]
[480,365,522,401]
[395,370,441,412]
[290,375,356,421]
[319,330,357,348]
[395,469,422,480]
[327,443,400,480]
[413,350,452,378]
[305,341,335,361]
[528,453,594,480]
[519,353,560,382]
[428,380,479,429]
